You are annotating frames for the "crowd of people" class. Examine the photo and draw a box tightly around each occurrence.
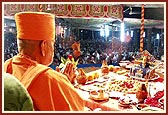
[4,32,145,68]
[4,32,18,61]
[50,36,139,67]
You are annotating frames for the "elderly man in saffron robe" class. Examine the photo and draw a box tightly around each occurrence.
[4,12,84,111]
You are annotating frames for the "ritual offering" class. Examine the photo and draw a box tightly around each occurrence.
[112,66,120,73]
[118,96,132,107]
[79,76,143,94]
[87,71,99,81]
[129,50,160,81]
[109,65,114,72]
[130,65,150,79]
[119,62,128,68]
[144,90,164,110]
[106,79,141,94]
[136,84,148,103]
[134,50,156,65]
[87,75,94,81]
[76,68,87,84]
[89,89,109,101]
[116,69,127,75]
[101,60,109,75]
[93,72,99,79]
[130,64,160,81]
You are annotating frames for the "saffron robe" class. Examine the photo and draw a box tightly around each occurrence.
[4,54,84,111]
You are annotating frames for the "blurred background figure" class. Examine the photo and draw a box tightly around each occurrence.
[4,73,34,111]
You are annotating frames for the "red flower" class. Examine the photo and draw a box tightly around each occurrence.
[68,54,73,60]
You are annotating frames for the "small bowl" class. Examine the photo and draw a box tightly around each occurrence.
[89,90,98,95]
[89,90,109,101]
[136,104,149,110]
[118,96,132,107]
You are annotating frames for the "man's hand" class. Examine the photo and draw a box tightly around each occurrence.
[61,62,77,84]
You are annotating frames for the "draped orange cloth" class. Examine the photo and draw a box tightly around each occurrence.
[4,54,84,111]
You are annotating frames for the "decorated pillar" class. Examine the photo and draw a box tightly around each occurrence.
[140,4,145,52]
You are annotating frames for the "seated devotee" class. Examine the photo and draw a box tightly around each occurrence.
[4,12,84,111]
[4,73,34,111]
